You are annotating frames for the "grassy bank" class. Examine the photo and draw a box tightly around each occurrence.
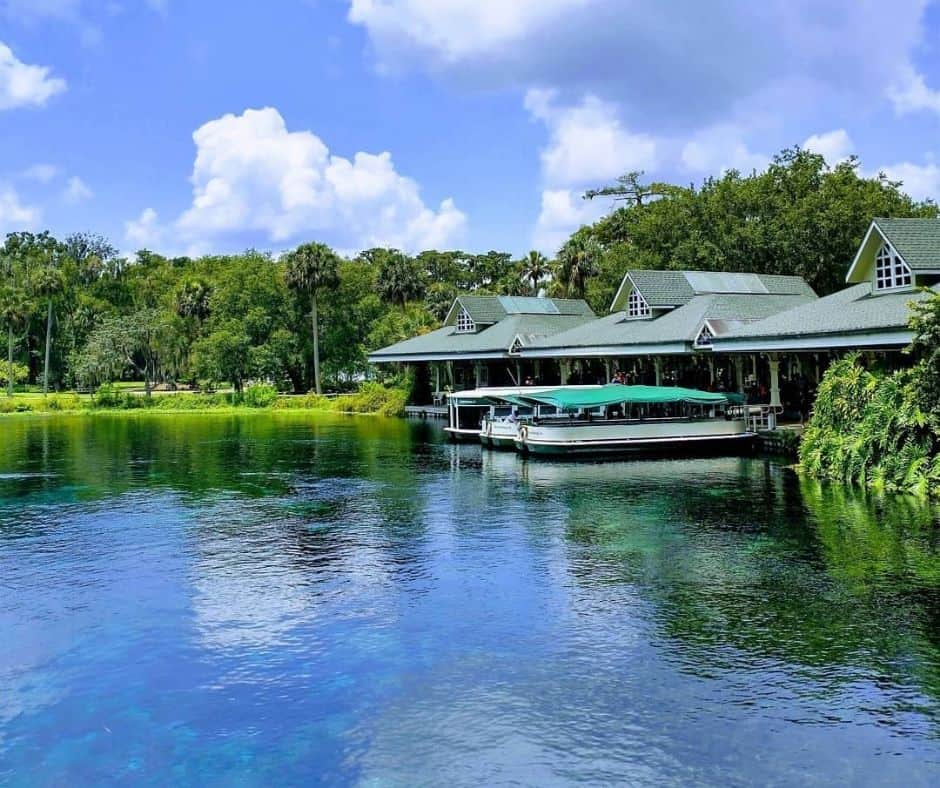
[0,382,408,418]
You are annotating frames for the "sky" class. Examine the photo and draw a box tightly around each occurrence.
[1,0,940,259]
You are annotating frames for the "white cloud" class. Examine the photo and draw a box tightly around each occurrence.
[126,107,466,254]
[875,161,940,202]
[22,163,59,182]
[889,65,940,116]
[348,0,583,63]
[124,207,163,248]
[680,124,768,174]
[0,42,66,110]
[803,129,854,164]
[0,183,39,232]
[63,175,92,203]
[525,89,657,187]
[532,189,607,255]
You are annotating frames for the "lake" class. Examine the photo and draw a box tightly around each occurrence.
[1,412,939,786]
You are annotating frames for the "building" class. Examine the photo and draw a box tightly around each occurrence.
[369,218,940,413]
[367,295,596,394]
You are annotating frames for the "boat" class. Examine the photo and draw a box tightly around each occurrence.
[505,384,763,456]
[444,385,599,443]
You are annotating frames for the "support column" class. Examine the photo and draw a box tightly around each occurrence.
[708,357,715,385]
[434,363,442,393]
[514,361,521,386]
[560,360,570,385]
[534,359,541,383]
[768,354,781,408]
[733,356,745,395]
[446,361,454,387]
[751,354,758,380]
[474,362,482,389]
[654,357,663,387]
[604,359,612,382]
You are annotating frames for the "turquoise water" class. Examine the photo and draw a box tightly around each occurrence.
[1,412,939,786]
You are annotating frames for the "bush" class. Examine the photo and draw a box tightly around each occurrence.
[0,362,30,387]
[242,383,278,408]
[0,397,34,413]
[92,383,126,409]
[799,354,940,496]
[45,393,82,411]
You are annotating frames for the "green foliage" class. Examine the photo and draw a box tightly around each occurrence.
[242,383,278,408]
[800,353,940,496]
[0,362,29,386]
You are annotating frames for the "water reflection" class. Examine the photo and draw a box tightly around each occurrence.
[0,414,939,785]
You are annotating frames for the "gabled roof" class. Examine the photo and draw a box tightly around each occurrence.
[847,218,940,283]
[370,300,596,362]
[712,282,938,351]
[524,292,814,357]
[444,294,594,326]
[610,269,815,311]
[873,218,940,270]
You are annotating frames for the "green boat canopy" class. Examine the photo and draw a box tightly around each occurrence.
[516,384,730,410]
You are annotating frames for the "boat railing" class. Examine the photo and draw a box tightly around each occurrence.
[728,404,782,432]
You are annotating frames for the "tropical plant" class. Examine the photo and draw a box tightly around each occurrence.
[554,232,601,299]
[521,250,551,295]
[284,242,340,394]
[375,250,426,308]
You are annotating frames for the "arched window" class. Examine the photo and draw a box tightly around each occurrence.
[627,287,651,318]
[455,307,476,333]
[875,242,912,290]
[694,324,714,348]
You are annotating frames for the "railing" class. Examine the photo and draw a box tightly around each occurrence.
[728,404,783,432]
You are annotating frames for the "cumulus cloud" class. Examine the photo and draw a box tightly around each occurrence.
[532,188,607,255]
[0,183,39,232]
[525,89,657,187]
[802,129,854,165]
[0,42,66,110]
[124,207,163,248]
[680,124,768,174]
[889,65,940,116]
[347,0,930,129]
[875,161,940,202]
[63,175,92,203]
[126,107,466,254]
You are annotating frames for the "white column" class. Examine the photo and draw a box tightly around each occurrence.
[434,363,441,392]
[768,354,781,408]
[515,361,521,386]
[604,359,612,382]
[708,357,715,384]
[560,360,570,385]
[654,357,663,386]
[474,362,482,389]
[751,354,758,379]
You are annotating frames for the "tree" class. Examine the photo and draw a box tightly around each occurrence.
[554,232,601,299]
[521,251,551,295]
[284,242,341,394]
[31,258,67,395]
[0,284,30,397]
[375,250,426,307]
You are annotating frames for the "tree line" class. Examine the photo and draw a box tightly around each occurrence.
[1,147,935,397]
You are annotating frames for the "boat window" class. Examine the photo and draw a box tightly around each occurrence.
[875,241,912,290]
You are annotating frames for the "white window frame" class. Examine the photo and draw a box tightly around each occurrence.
[509,336,524,354]
[874,241,912,291]
[627,287,651,318]
[694,324,714,348]
[455,307,476,333]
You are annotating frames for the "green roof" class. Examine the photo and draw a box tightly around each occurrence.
[450,295,594,325]
[874,218,940,270]
[518,384,729,410]
[614,270,815,310]
[369,301,596,362]
[528,292,814,352]
[714,282,938,345]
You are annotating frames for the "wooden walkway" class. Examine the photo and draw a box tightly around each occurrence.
[404,405,448,419]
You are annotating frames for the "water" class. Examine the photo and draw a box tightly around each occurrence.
[1,412,939,786]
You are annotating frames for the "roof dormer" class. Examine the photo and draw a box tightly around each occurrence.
[846,218,940,292]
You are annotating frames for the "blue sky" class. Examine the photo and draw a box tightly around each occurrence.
[2,0,940,258]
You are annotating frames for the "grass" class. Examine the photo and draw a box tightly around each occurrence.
[0,382,408,418]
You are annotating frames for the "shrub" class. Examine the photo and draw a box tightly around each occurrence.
[92,383,126,409]
[0,362,30,387]
[45,393,82,411]
[242,383,278,408]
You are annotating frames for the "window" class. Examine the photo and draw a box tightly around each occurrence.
[875,241,912,290]
[694,324,714,348]
[627,287,651,318]
[455,306,476,333]
[509,336,524,354]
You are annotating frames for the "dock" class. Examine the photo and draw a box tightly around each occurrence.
[404,405,448,419]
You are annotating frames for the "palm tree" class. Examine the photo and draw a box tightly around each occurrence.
[31,262,66,395]
[521,251,551,295]
[555,235,601,299]
[284,242,340,395]
[0,285,30,397]
[376,251,426,308]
